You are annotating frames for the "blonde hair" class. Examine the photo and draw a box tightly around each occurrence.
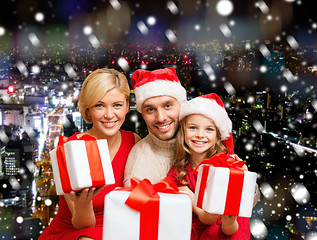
[78,68,130,123]
[174,115,228,184]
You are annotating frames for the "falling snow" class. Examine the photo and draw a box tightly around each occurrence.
[0,0,316,239]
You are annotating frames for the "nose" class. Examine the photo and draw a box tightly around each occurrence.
[195,129,204,138]
[104,107,114,118]
[156,108,167,122]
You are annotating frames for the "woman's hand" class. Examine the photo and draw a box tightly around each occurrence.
[68,187,104,206]
[65,187,104,229]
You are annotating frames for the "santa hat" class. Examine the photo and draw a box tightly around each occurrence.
[131,67,187,112]
[179,93,234,155]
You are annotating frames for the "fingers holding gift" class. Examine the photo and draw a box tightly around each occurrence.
[92,187,104,198]
[68,188,99,202]
[234,154,248,170]
[79,188,99,200]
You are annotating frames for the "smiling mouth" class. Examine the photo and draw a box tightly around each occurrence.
[156,122,172,131]
[192,140,207,145]
[102,121,117,127]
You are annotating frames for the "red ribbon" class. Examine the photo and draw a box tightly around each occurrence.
[119,177,180,240]
[195,152,245,216]
[56,135,106,193]
[193,152,245,173]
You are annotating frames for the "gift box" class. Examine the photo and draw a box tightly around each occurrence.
[103,177,192,240]
[194,153,257,218]
[50,135,115,195]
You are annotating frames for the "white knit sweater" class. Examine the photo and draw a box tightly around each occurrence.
[124,132,176,186]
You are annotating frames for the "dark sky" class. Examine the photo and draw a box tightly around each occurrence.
[0,0,316,95]
[0,0,316,54]
[0,0,316,40]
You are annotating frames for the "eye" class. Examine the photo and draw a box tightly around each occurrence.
[114,103,123,108]
[189,126,196,130]
[146,108,154,113]
[94,103,104,108]
[206,127,214,132]
[165,103,172,109]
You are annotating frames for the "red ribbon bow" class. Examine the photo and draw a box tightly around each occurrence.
[57,134,97,145]
[55,134,105,194]
[125,176,179,211]
[120,177,179,240]
[194,152,245,173]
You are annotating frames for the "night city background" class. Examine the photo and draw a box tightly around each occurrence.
[0,0,316,239]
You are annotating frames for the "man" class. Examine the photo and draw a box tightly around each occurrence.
[124,67,187,185]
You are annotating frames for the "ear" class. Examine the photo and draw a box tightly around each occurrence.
[125,101,129,114]
[85,108,91,119]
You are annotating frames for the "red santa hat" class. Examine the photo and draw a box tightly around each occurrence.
[131,67,187,112]
[179,93,234,155]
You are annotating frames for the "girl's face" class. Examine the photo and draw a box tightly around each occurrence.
[184,114,217,158]
[86,88,129,139]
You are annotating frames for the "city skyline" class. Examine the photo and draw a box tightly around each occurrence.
[0,0,317,239]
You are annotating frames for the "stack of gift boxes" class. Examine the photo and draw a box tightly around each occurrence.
[50,137,257,239]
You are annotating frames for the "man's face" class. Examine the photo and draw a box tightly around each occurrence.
[141,95,181,141]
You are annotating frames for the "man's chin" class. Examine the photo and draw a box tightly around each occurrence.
[152,131,175,141]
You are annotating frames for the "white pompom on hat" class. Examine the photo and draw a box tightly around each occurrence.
[131,67,187,112]
[179,93,234,155]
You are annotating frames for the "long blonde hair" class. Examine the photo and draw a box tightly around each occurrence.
[78,68,130,123]
[174,115,228,184]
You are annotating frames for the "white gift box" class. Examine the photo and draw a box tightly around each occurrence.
[50,139,115,195]
[194,165,257,218]
[103,190,192,240]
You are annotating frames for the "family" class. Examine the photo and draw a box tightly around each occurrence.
[39,67,260,240]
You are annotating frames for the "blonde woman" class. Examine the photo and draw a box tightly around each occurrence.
[39,68,140,240]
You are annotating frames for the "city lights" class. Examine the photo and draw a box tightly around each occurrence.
[0,0,316,239]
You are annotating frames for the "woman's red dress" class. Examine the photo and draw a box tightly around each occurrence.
[167,164,251,240]
[39,130,136,240]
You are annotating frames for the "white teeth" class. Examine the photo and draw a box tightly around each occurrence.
[103,121,116,126]
[157,124,169,129]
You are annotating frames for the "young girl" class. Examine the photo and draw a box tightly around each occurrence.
[167,93,251,240]
[39,68,140,240]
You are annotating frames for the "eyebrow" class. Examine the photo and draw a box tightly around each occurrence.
[187,122,216,128]
[96,100,125,104]
[142,100,173,109]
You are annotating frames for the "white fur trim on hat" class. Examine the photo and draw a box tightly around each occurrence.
[134,80,187,112]
[179,97,232,140]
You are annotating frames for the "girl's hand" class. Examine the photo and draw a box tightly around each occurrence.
[234,154,248,170]
[221,215,237,225]
[202,211,221,224]
[220,215,239,236]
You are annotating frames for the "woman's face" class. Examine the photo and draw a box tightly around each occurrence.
[86,88,129,139]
